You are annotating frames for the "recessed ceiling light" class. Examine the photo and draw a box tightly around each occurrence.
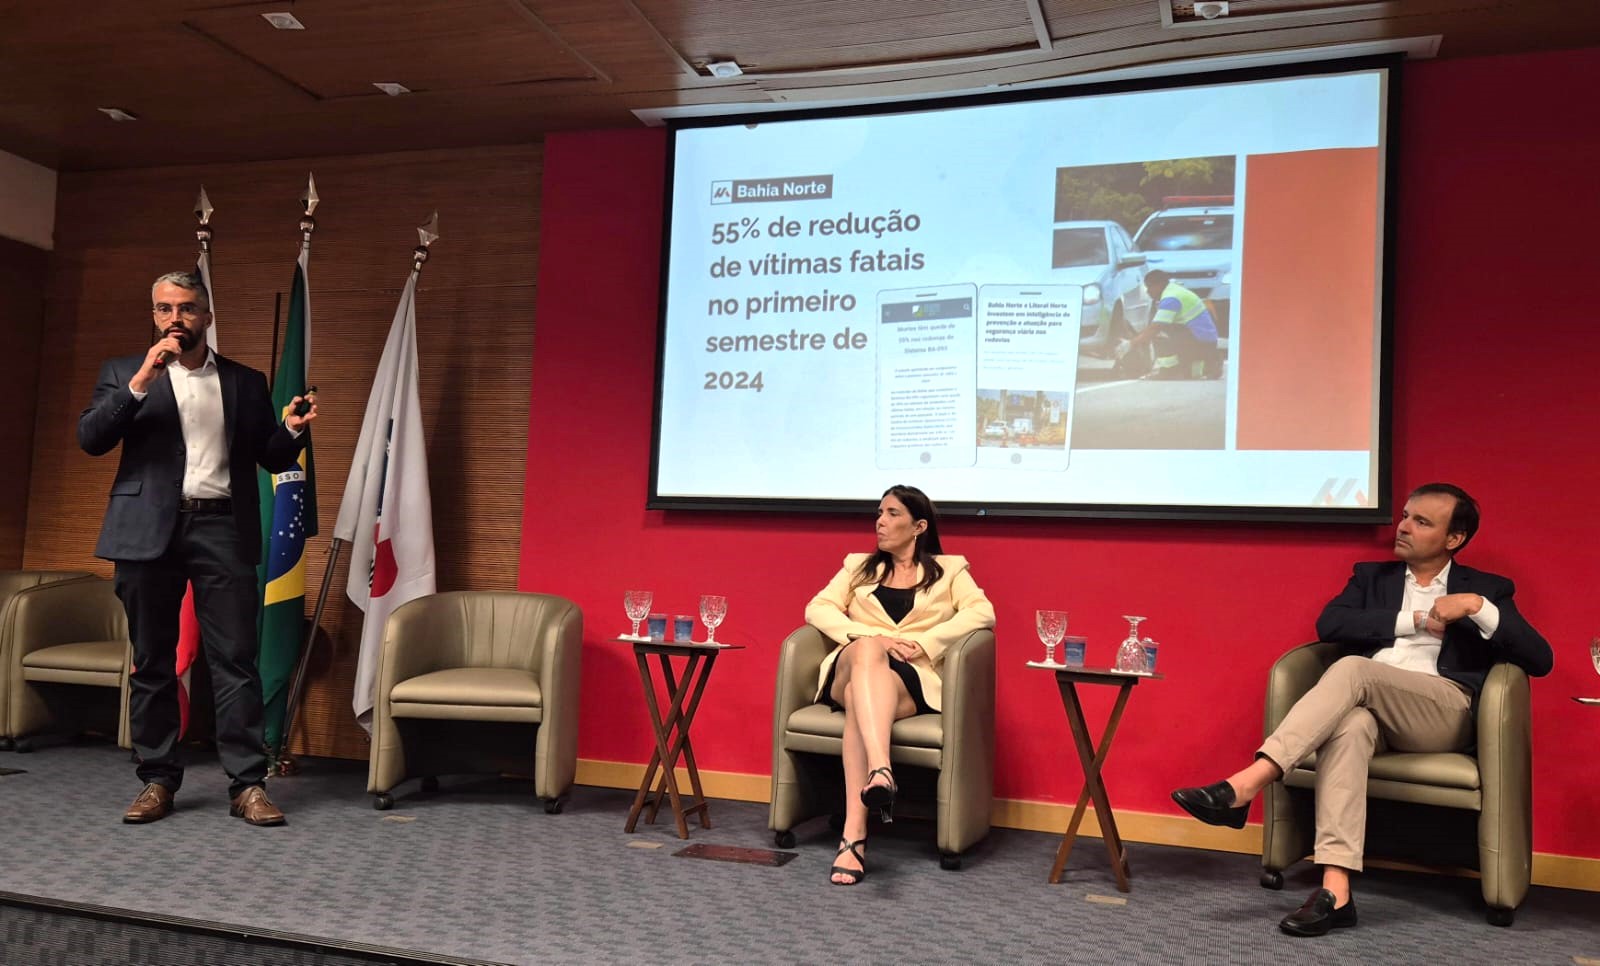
[705,60,744,79]
[98,107,138,121]
[373,82,411,96]
[262,11,306,30]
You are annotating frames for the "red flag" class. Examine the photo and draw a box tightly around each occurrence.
[176,587,201,735]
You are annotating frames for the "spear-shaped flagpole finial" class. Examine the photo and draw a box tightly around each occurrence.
[194,186,215,252]
[413,211,439,270]
[299,173,319,239]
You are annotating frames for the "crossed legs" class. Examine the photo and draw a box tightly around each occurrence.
[827,640,917,883]
[1175,656,1472,929]
[1216,710,1380,905]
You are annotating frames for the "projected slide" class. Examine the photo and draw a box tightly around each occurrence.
[654,66,1388,516]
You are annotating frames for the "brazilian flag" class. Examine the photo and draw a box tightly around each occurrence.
[257,244,317,755]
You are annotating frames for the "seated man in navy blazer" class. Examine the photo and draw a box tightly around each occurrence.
[78,271,318,827]
[1171,482,1550,936]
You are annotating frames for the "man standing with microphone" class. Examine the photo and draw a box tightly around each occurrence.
[78,271,318,826]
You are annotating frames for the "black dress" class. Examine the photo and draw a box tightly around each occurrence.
[818,584,933,716]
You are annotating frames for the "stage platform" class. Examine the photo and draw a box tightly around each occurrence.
[2,741,1596,965]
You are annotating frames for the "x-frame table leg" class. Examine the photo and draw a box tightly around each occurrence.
[1048,677,1135,891]
[644,652,713,829]
[624,648,718,838]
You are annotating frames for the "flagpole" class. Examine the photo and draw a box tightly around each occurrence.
[267,291,282,390]
[276,537,344,774]
[169,187,217,750]
[278,210,439,772]
[270,177,321,775]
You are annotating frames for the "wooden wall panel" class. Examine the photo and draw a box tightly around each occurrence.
[27,143,543,761]
[0,235,49,567]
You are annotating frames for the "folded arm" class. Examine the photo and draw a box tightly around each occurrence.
[898,567,996,670]
[1313,567,1398,649]
[1473,585,1552,677]
[804,561,890,645]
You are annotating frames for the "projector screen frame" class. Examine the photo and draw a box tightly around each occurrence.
[647,53,1401,525]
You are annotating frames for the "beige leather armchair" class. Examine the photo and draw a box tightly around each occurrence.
[768,624,995,869]
[1,573,131,752]
[1260,642,1533,926]
[366,591,582,813]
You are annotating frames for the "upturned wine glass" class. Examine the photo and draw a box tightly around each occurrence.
[624,590,653,638]
[700,595,728,644]
[1115,615,1148,672]
[1035,609,1067,664]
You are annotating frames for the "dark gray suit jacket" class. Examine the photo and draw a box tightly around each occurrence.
[77,352,305,565]
[1315,559,1552,700]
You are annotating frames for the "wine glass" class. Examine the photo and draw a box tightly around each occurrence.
[1115,615,1148,672]
[1035,609,1067,665]
[623,590,653,639]
[700,595,728,644]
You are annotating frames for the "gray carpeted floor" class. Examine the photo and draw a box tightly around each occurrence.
[1,741,1596,965]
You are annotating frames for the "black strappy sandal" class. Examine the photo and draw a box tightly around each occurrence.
[830,838,868,885]
[860,766,898,823]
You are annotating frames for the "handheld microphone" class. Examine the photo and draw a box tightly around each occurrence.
[152,327,195,368]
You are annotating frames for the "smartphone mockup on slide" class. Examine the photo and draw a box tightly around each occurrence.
[875,284,978,470]
[974,284,1082,470]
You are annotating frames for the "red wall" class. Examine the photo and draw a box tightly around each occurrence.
[522,49,1600,859]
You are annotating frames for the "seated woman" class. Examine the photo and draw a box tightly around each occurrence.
[804,484,995,885]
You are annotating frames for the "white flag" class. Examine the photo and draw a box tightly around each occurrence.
[196,251,219,352]
[334,269,436,729]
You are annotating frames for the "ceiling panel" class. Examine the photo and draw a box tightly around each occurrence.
[0,0,1594,171]
[632,0,1041,72]
[1040,0,1162,37]
[526,0,706,79]
[184,0,598,99]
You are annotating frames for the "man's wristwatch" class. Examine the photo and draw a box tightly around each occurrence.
[1414,609,1429,632]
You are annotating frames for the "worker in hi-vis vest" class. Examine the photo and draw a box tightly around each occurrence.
[1116,269,1222,379]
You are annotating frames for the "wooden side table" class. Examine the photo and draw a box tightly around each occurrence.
[619,638,743,839]
[1034,663,1162,892]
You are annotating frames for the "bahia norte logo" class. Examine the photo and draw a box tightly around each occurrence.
[711,175,833,205]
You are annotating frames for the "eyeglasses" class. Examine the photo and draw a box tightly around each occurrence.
[152,302,206,319]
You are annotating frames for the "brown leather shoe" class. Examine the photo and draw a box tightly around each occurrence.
[229,786,287,826]
[123,783,175,824]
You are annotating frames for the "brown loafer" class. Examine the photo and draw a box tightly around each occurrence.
[123,783,175,824]
[229,785,287,826]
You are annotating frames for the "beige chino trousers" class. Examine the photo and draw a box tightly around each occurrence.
[1257,655,1472,870]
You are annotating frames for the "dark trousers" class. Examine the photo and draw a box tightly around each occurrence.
[1153,325,1222,378]
[114,509,267,797]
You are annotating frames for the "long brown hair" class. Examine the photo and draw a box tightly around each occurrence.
[853,484,945,592]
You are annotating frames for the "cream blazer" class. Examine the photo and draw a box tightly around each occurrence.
[805,552,996,713]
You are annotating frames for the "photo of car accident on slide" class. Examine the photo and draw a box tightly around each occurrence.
[1062,160,1235,382]
[1053,157,1234,449]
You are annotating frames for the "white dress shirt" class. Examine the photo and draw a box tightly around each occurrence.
[1370,560,1501,675]
[130,350,230,499]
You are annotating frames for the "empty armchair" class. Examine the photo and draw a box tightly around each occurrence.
[367,591,582,813]
[2,573,131,751]
[1260,642,1533,925]
[768,624,995,869]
